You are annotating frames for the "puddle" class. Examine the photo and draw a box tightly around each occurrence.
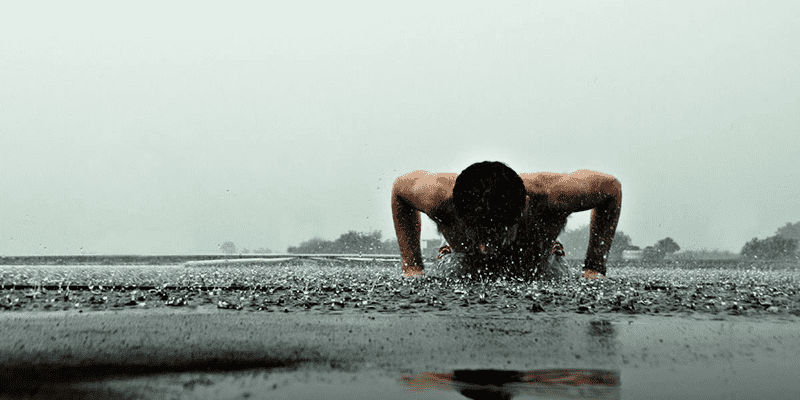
[2,313,799,399]
[400,368,619,399]
[59,367,619,400]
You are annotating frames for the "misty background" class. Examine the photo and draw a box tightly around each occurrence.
[1,1,798,256]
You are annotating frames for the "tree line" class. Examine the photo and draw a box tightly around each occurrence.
[740,221,800,260]
[287,231,399,254]
[219,221,800,261]
[547,220,799,261]
[219,242,271,255]
[555,225,681,262]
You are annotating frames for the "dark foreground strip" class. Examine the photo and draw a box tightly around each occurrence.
[0,358,342,397]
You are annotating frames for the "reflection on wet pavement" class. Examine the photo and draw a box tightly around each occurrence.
[2,309,800,399]
[399,318,620,399]
[401,368,620,399]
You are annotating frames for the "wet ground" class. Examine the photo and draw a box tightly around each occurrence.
[1,261,799,399]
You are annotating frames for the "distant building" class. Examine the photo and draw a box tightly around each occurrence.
[622,250,644,261]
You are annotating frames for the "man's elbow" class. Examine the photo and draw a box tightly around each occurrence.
[392,173,421,206]
[593,176,621,211]
[392,174,414,196]
[391,181,408,209]
[602,176,622,198]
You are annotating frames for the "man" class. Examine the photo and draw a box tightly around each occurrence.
[391,161,622,280]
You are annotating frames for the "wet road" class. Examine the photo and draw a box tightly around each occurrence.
[1,308,799,399]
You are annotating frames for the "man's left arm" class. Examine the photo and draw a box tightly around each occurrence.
[584,184,622,277]
[548,171,622,278]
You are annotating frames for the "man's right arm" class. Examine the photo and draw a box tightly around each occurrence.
[391,173,425,276]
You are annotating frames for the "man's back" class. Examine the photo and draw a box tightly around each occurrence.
[393,170,571,278]
[391,164,621,279]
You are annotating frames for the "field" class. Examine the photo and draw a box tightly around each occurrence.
[2,259,799,317]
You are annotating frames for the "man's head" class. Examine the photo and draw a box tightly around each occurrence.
[453,161,528,254]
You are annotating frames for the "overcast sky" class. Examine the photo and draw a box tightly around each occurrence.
[1,1,798,255]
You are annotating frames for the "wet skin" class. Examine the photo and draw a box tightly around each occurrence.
[428,196,569,275]
[391,170,622,279]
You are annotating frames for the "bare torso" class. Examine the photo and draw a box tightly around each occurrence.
[392,168,621,278]
[421,173,570,273]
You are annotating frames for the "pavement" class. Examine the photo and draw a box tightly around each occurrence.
[1,307,799,399]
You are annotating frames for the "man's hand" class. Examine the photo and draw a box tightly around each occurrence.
[583,257,607,280]
[437,245,452,260]
[403,265,425,278]
[582,269,606,281]
[551,240,565,257]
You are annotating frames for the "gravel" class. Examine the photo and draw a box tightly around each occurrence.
[2,260,798,318]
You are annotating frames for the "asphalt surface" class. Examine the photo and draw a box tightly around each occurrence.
[1,307,799,399]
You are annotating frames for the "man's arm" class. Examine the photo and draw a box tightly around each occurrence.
[391,173,426,276]
[584,189,621,277]
[548,170,622,277]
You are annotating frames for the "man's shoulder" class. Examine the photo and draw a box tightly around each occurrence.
[519,172,567,194]
[520,170,617,192]
[394,171,457,192]
[393,171,457,213]
[396,170,457,183]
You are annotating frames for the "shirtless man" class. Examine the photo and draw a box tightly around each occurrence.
[391,161,622,280]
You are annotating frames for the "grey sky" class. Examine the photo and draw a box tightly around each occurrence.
[1,1,798,255]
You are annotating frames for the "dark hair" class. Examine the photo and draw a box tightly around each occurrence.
[453,161,526,228]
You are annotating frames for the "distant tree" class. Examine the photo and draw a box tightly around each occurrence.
[607,231,633,262]
[558,225,590,259]
[379,238,400,255]
[642,237,681,261]
[241,248,250,254]
[254,247,272,254]
[642,246,661,261]
[741,235,799,260]
[776,222,800,256]
[288,237,334,254]
[557,224,636,261]
[776,221,800,240]
[287,231,388,254]
[655,237,680,256]
[668,248,740,260]
[220,241,237,254]
[333,230,384,254]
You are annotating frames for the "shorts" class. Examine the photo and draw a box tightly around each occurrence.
[426,240,569,281]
